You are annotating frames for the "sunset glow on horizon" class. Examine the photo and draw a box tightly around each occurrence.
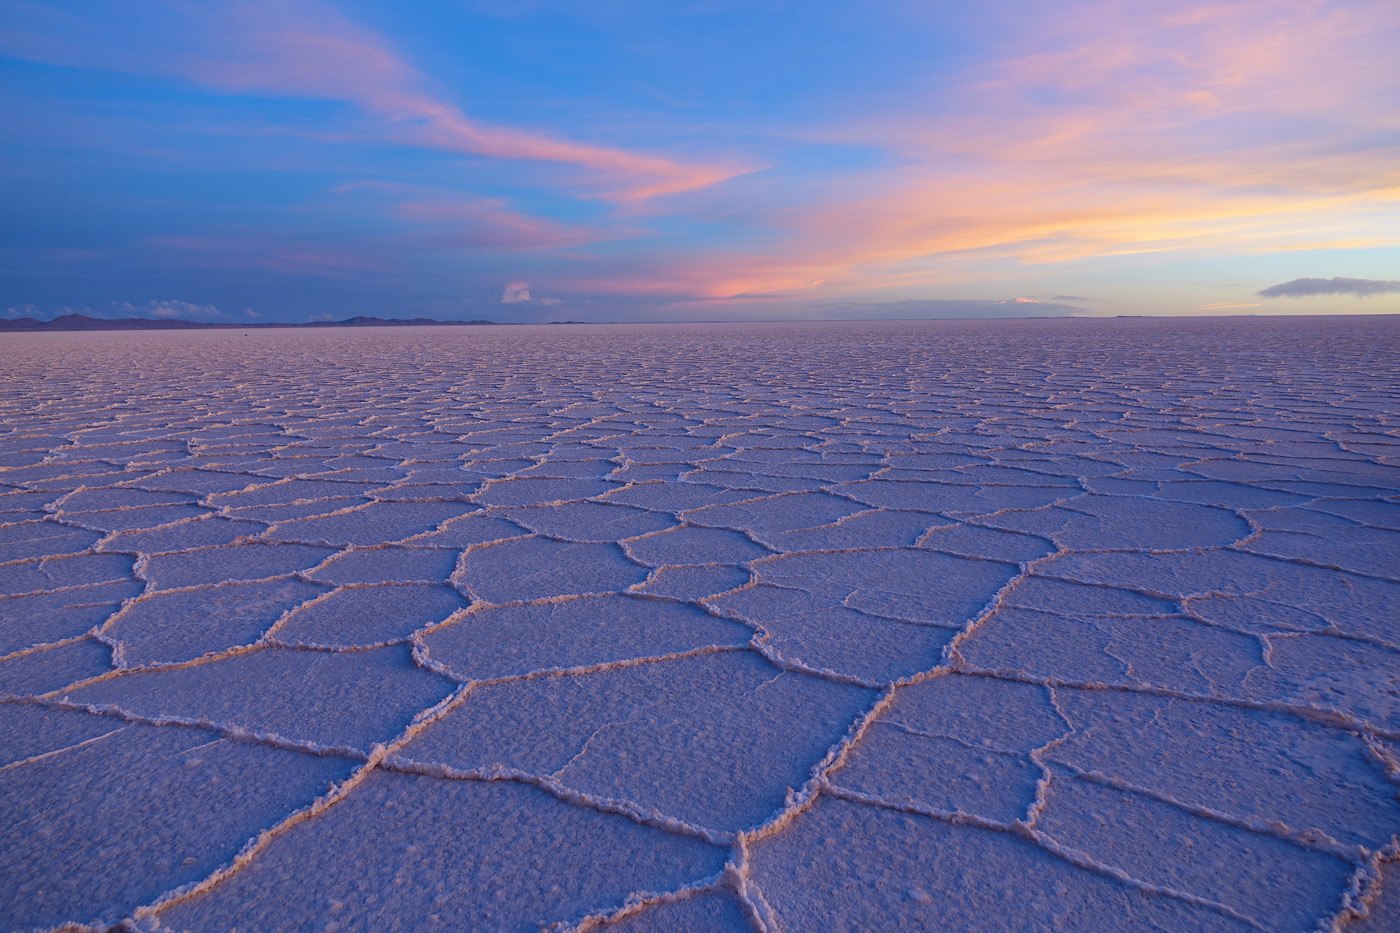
[2,0,1398,323]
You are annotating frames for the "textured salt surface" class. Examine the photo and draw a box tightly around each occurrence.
[0,317,1397,931]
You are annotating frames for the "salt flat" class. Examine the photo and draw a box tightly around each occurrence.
[1,317,1397,931]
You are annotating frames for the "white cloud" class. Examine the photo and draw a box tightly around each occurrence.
[119,299,225,319]
[501,282,562,306]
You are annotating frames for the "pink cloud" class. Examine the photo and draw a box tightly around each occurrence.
[608,0,1400,299]
[175,3,747,201]
[0,1,748,201]
[393,198,595,251]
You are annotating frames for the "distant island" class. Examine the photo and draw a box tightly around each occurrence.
[0,313,505,333]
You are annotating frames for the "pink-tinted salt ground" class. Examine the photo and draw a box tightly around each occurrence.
[1,317,1397,930]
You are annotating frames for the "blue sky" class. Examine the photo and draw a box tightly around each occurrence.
[2,0,1398,323]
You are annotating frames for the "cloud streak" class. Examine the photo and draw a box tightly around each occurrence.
[394,198,595,251]
[143,236,385,276]
[0,1,747,202]
[1258,277,1400,299]
[813,298,1085,320]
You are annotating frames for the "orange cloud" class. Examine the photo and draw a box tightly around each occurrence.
[596,0,1400,299]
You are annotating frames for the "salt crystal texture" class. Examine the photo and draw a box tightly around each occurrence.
[0,317,1397,930]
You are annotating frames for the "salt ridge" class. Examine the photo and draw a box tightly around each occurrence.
[0,318,1396,930]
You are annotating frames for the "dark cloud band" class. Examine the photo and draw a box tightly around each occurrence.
[1258,277,1400,299]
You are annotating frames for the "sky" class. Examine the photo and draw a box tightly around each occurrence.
[1,0,1398,324]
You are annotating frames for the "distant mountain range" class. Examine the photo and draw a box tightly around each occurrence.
[0,313,504,332]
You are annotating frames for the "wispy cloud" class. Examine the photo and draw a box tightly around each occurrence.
[143,235,386,276]
[702,0,1400,296]
[0,1,747,202]
[196,3,748,201]
[1258,277,1400,299]
[540,0,1400,303]
[394,198,594,251]
[813,298,1085,320]
[1195,301,1262,311]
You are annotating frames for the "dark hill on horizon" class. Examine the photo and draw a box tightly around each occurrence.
[0,313,503,333]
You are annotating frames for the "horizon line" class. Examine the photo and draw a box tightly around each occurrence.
[4,310,1400,334]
